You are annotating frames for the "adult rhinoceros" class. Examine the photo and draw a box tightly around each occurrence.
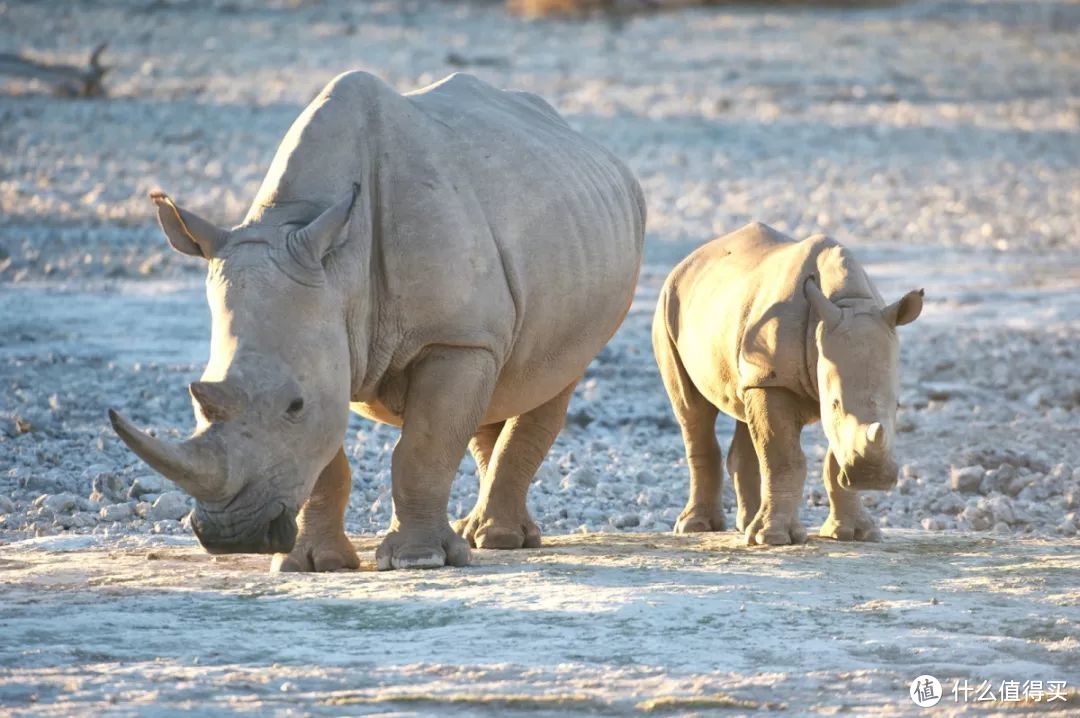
[110,71,645,572]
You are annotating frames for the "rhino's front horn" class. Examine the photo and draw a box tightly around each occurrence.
[867,422,884,447]
[108,409,226,500]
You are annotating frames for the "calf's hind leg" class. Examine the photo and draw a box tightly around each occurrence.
[654,325,725,533]
[819,449,881,541]
[455,383,576,549]
[377,347,497,570]
[271,446,360,573]
[727,421,761,533]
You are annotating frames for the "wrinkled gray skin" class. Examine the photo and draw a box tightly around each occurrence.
[111,72,645,571]
[653,223,922,546]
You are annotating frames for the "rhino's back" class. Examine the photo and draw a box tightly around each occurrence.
[662,224,831,419]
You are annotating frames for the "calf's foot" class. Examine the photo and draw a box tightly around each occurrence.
[744,506,807,546]
[454,505,541,549]
[674,504,726,533]
[271,530,360,573]
[819,511,882,542]
[376,523,471,570]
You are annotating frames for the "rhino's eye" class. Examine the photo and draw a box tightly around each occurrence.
[286,398,305,416]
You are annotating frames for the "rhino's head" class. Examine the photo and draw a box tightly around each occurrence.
[805,277,923,491]
[109,188,358,554]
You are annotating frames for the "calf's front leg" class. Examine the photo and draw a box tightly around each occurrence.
[819,449,882,541]
[742,388,808,546]
[271,446,360,573]
[376,347,497,570]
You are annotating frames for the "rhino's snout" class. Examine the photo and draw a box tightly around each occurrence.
[190,503,298,555]
[838,458,899,492]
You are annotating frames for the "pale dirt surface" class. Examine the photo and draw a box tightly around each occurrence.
[1,531,1077,716]
[1,0,1079,714]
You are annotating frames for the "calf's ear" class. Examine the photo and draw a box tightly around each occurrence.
[883,289,924,327]
[805,275,842,328]
[150,190,228,259]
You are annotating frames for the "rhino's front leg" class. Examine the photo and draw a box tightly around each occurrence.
[271,446,361,573]
[742,388,808,546]
[376,348,497,570]
[819,449,882,542]
[455,382,576,549]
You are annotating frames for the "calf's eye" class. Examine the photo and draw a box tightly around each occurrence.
[287,398,304,416]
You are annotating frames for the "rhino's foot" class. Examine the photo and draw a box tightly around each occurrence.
[674,504,726,533]
[270,530,360,573]
[735,507,757,534]
[376,524,471,570]
[820,512,882,542]
[453,509,541,550]
[744,510,807,546]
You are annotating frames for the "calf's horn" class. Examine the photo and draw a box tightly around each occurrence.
[108,409,226,500]
[867,422,884,447]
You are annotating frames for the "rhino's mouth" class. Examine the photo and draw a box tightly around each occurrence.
[839,460,898,491]
[190,500,297,555]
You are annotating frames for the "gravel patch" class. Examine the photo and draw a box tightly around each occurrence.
[1,0,1078,549]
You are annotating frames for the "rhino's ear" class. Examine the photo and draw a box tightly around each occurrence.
[805,275,842,329]
[287,184,359,269]
[150,190,228,259]
[883,288,924,327]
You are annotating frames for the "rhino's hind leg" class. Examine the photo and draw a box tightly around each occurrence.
[742,388,808,546]
[654,323,725,533]
[271,446,361,573]
[819,449,882,542]
[455,383,576,549]
[727,421,761,533]
[376,347,497,570]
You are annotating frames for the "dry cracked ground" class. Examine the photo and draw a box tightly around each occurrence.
[1,0,1078,714]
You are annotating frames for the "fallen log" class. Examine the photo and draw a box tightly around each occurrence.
[0,42,109,97]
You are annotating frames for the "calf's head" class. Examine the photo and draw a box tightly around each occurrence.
[110,189,357,554]
[805,277,923,491]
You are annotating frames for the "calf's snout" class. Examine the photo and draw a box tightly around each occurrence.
[190,503,298,555]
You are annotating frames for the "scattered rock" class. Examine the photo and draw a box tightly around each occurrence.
[41,493,79,515]
[128,475,169,499]
[561,467,598,490]
[90,472,129,503]
[99,503,134,522]
[150,492,192,521]
[950,466,983,493]
[612,512,640,529]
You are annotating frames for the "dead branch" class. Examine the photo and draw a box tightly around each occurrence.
[0,42,109,97]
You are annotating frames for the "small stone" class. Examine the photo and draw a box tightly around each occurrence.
[987,496,1016,525]
[992,521,1011,535]
[128,474,167,499]
[921,517,945,531]
[99,503,134,522]
[1064,488,1079,510]
[42,493,78,515]
[1057,521,1078,537]
[59,511,98,529]
[612,512,640,529]
[152,519,181,534]
[134,501,152,518]
[950,466,983,493]
[1005,475,1032,497]
[150,491,192,521]
[90,472,129,503]
[561,467,598,490]
[0,495,14,514]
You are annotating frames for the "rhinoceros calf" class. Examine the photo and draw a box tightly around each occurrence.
[653,223,922,545]
[110,71,645,571]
